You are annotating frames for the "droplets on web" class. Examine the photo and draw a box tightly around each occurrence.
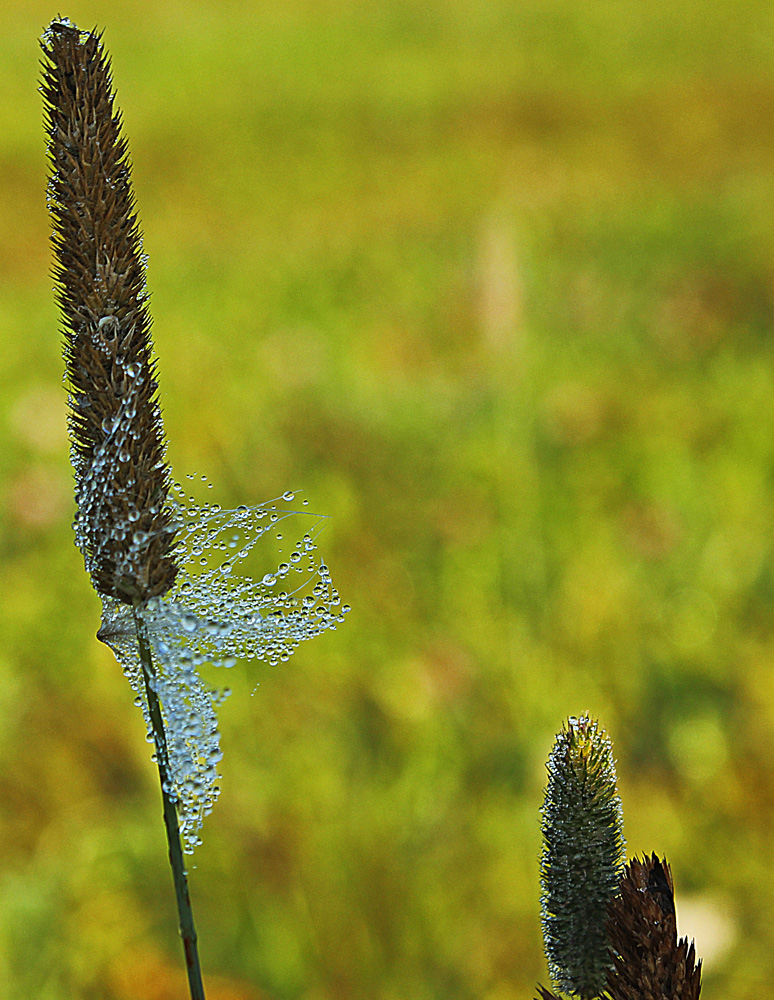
[98,478,350,854]
[168,478,349,669]
[98,598,228,855]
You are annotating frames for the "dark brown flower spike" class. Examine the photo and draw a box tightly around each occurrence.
[42,18,178,604]
[534,987,564,999]
[606,855,702,1000]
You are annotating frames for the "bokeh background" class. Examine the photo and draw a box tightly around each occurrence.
[2,1,773,997]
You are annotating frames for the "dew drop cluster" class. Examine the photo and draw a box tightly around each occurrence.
[98,479,349,853]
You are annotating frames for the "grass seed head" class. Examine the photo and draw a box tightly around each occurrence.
[606,855,703,1000]
[42,18,178,603]
[540,713,626,999]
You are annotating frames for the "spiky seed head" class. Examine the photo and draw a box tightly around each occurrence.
[540,713,626,999]
[535,986,564,1000]
[42,18,178,604]
[606,855,703,1000]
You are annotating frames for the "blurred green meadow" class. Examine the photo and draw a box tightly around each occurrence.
[2,0,774,996]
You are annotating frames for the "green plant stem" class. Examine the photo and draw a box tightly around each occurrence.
[133,606,206,1000]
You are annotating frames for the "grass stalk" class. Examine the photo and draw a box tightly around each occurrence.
[133,607,206,1000]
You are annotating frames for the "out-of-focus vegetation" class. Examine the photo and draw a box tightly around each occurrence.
[1,1,773,996]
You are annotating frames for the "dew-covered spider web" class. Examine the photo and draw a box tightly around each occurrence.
[96,478,350,854]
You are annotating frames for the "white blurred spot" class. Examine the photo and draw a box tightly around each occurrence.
[678,894,736,967]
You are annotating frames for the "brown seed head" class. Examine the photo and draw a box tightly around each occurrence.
[606,855,702,1000]
[42,19,178,604]
[534,987,564,1000]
